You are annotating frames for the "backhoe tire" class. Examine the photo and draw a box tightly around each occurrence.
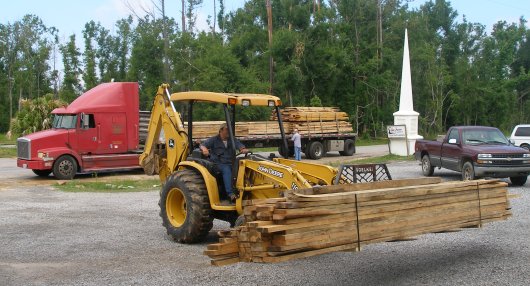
[308,141,325,160]
[461,161,475,181]
[510,176,527,186]
[421,154,435,176]
[53,155,77,180]
[339,139,355,156]
[159,169,213,243]
[33,169,52,177]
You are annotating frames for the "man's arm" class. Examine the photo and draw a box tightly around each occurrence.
[200,137,214,156]
[235,139,249,154]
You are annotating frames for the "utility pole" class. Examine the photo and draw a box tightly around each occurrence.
[376,0,383,64]
[266,0,274,95]
[9,77,14,121]
[161,0,169,82]
[181,0,186,32]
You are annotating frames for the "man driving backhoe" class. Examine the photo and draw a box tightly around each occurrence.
[199,123,249,203]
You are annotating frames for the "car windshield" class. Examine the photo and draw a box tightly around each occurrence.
[52,114,77,129]
[462,129,509,145]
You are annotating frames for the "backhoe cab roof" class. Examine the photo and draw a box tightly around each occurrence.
[170,91,282,107]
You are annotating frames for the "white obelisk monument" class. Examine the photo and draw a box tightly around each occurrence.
[390,29,423,156]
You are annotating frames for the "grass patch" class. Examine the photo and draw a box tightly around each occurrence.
[55,179,161,193]
[252,147,278,152]
[0,133,16,145]
[355,138,389,146]
[328,154,415,167]
[0,147,17,158]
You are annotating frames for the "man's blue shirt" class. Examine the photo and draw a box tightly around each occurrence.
[202,135,244,164]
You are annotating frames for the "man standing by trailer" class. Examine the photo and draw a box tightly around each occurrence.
[292,128,302,161]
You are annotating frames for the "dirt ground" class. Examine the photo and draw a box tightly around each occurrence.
[1,161,528,286]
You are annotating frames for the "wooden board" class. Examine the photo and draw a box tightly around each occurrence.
[205,179,511,265]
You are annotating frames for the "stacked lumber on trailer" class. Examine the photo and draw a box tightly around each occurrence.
[180,106,354,140]
[205,178,511,266]
[271,107,349,122]
[271,107,354,135]
[292,121,353,135]
[183,121,282,139]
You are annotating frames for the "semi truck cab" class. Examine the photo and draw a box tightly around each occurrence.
[17,82,142,180]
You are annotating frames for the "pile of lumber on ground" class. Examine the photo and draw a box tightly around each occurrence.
[204,178,511,266]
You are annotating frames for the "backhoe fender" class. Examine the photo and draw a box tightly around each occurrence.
[178,161,236,211]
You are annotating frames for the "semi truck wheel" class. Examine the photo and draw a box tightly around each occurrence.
[308,141,325,160]
[53,155,77,180]
[421,154,435,176]
[32,169,52,177]
[510,176,527,186]
[159,169,213,243]
[461,161,475,181]
[339,139,355,156]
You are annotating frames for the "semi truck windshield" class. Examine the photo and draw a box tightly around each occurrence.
[52,114,78,129]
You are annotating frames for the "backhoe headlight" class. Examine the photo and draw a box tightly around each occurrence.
[268,100,275,107]
[242,99,251,107]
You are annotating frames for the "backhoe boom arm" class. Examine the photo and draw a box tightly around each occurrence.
[139,84,189,181]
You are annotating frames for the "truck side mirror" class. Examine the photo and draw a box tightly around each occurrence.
[448,138,457,144]
[81,113,90,129]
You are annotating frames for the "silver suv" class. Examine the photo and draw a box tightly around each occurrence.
[510,125,530,150]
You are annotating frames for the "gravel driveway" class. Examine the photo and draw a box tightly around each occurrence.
[1,161,529,286]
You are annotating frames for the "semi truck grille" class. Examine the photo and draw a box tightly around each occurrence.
[17,138,31,159]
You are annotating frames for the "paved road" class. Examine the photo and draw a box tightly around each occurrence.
[1,162,528,286]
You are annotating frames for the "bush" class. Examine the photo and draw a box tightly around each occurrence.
[310,95,323,107]
[10,94,66,136]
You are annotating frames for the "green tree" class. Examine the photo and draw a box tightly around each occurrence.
[82,20,99,89]
[10,94,66,136]
[59,34,82,103]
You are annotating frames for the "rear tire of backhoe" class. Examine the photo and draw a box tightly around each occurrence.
[159,169,213,243]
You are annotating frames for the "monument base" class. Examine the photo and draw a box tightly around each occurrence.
[389,135,423,156]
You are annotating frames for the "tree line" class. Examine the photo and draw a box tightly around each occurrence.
[1,0,529,136]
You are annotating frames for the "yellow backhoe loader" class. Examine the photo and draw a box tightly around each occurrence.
[140,84,390,243]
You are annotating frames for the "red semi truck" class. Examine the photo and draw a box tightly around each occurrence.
[17,82,145,179]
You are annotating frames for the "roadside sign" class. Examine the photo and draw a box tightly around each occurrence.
[387,125,407,138]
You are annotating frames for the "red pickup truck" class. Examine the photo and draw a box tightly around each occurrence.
[414,126,530,186]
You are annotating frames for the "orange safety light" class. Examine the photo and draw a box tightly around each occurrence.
[228,98,237,105]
